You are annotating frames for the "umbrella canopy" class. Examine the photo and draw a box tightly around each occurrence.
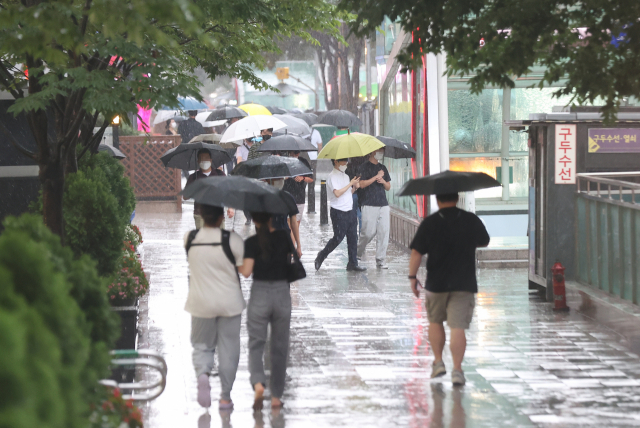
[239,103,272,116]
[195,111,226,128]
[189,134,221,143]
[273,114,311,136]
[317,132,385,160]
[318,109,362,128]
[220,115,287,143]
[289,107,304,114]
[266,106,288,114]
[231,155,312,180]
[206,106,248,121]
[98,144,126,159]
[257,135,318,153]
[376,136,417,159]
[398,170,501,196]
[160,142,232,170]
[289,113,318,126]
[160,96,208,111]
[153,110,186,126]
[181,176,297,214]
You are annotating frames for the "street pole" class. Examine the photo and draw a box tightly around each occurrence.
[501,86,511,201]
[308,162,316,213]
[320,180,328,225]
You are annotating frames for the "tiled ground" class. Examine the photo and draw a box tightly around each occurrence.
[133,201,640,428]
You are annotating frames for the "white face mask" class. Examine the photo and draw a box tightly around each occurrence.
[272,179,284,190]
[338,165,347,172]
[374,152,384,161]
[170,122,178,129]
[199,161,211,170]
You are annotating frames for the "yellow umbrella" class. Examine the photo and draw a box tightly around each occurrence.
[239,103,272,116]
[317,132,385,159]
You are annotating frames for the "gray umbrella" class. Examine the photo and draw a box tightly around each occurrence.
[376,136,417,159]
[257,135,318,152]
[160,142,232,170]
[398,170,501,196]
[318,109,362,128]
[231,155,312,179]
[206,106,248,121]
[267,106,288,114]
[98,144,126,159]
[289,113,318,126]
[273,114,311,136]
[181,176,297,214]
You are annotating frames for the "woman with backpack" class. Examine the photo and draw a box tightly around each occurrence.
[238,211,299,411]
[183,204,245,410]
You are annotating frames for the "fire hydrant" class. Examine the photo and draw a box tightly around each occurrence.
[551,261,570,312]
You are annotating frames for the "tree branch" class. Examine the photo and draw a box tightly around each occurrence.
[0,120,36,159]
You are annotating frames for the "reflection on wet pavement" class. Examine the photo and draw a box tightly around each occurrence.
[134,201,640,427]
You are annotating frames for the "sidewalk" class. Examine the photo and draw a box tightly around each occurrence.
[134,203,640,428]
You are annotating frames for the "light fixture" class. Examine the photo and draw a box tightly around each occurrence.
[112,115,120,125]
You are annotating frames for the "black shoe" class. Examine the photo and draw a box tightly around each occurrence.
[346,264,367,272]
[245,220,251,225]
[315,252,326,271]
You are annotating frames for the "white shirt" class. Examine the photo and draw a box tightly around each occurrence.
[183,227,245,318]
[309,129,322,160]
[327,168,353,212]
[235,143,251,162]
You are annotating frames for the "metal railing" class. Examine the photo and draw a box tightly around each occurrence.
[99,349,167,402]
[577,172,640,209]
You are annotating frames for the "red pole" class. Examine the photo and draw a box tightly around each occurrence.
[551,261,570,311]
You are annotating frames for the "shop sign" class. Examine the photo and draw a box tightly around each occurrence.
[588,128,640,153]
[555,124,576,184]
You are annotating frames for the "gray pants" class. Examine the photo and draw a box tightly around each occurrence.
[191,314,241,401]
[357,205,390,263]
[247,280,291,399]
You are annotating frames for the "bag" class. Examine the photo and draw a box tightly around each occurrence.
[185,229,240,284]
[285,235,306,283]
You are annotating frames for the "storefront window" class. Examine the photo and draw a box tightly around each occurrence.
[448,89,503,154]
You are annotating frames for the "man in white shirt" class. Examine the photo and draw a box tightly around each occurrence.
[315,158,366,272]
[235,138,253,163]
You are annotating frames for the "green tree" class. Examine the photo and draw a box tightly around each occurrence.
[341,0,640,120]
[0,0,338,237]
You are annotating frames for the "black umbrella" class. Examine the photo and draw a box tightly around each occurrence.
[273,114,311,136]
[398,170,501,196]
[257,135,318,152]
[181,176,297,214]
[160,142,232,170]
[231,155,312,179]
[98,144,126,160]
[289,113,318,126]
[205,106,248,121]
[376,136,416,159]
[318,109,362,128]
[266,106,288,114]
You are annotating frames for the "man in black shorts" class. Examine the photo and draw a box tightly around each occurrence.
[408,193,489,386]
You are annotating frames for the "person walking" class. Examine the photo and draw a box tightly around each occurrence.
[238,212,295,410]
[247,128,273,160]
[345,155,367,232]
[235,138,255,225]
[184,149,231,229]
[178,110,205,178]
[314,159,366,272]
[282,151,313,225]
[356,148,391,268]
[266,177,302,257]
[165,119,179,136]
[407,193,490,386]
[183,204,245,410]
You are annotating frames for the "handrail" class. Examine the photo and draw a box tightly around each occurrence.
[576,172,640,209]
[99,349,167,402]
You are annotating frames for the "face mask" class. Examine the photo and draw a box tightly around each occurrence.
[252,136,263,143]
[374,152,384,161]
[170,122,178,129]
[262,134,271,141]
[272,179,284,189]
[199,161,211,170]
[338,165,347,172]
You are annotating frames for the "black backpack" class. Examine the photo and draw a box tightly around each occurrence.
[185,229,240,284]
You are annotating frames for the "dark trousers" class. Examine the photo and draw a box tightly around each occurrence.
[319,207,358,266]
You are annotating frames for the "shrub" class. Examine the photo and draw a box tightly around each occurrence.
[89,387,143,428]
[108,242,149,303]
[124,224,143,250]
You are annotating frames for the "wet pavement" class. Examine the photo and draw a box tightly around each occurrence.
[134,200,640,427]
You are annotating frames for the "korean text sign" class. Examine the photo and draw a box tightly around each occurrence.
[588,128,640,153]
[555,124,576,184]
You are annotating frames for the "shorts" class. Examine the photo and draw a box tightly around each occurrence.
[296,204,305,222]
[425,291,475,329]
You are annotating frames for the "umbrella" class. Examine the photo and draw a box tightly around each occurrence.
[273,114,311,136]
[289,107,304,114]
[257,135,318,153]
[239,103,272,116]
[266,106,288,114]
[206,106,248,121]
[160,142,232,170]
[153,110,186,126]
[317,132,385,159]
[181,176,298,214]
[289,113,318,126]
[195,111,226,128]
[318,109,362,128]
[220,115,287,143]
[398,170,501,196]
[231,155,312,179]
[376,136,417,159]
[159,96,208,111]
[98,144,126,159]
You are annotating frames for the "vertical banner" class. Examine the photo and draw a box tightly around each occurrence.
[555,124,577,184]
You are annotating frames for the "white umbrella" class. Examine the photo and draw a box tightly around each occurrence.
[220,115,287,143]
[153,110,186,125]
[195,111,227,128]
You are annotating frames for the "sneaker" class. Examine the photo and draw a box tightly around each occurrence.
[315,252,326,271]
[197,374,211,408]
[431,361,446,378]
[376,262,389,269]
[451,369,466,386]
[346,264,367,272]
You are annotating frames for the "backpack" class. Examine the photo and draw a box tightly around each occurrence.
[185,229,240,284]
